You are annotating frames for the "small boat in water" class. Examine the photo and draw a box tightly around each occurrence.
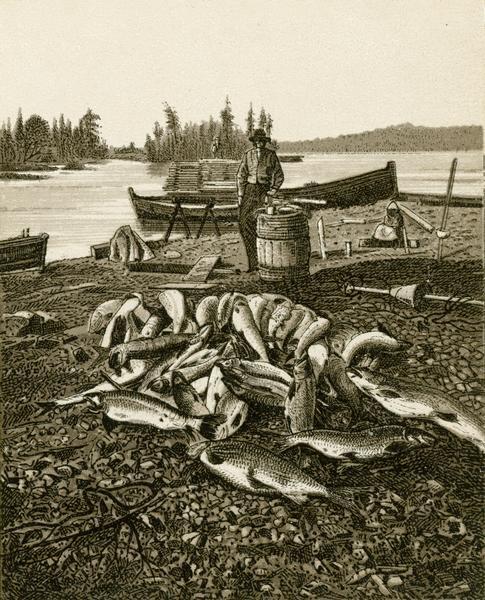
[280,155,304,163]
[129,160,400,222]
[0,231,49,273]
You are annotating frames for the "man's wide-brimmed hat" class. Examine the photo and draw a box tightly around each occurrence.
[249,128,271,142]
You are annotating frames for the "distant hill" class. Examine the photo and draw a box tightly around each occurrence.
[278,123,483,153]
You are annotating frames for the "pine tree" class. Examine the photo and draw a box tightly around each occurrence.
[51,117,59,160]
[258,107,267,130]
[246,102,255,137]
[14,108,25,164]
[266,113,273,138]
[220,95,235,158]
[144,134,156,162]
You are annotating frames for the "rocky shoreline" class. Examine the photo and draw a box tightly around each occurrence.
[1,201,484,599]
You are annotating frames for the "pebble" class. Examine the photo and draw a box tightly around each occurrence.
[241,526,252,538]
[387,576,403,588]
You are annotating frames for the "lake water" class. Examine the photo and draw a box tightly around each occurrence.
[0,151,482,262]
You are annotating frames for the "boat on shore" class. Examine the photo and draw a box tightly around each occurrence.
[0,231,49,273]
[129,160,401,222]
[128,187,240,223]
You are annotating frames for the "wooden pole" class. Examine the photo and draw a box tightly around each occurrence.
[437,158,458,261]
[402,224,410,254]
[395,202,435,233]
[317,218,327,260]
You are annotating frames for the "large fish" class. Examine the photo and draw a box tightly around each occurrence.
[325,353,363,413]
[347,368,485,452]
[194,440,358,510]
[206,365,248,439]
[85,389,225,438]
[307,340,329,381]
[279,425,434,460]
[218,359,290,408]
[272,306,307,351]
[44,359,151,410]
[158,289,197,333]
[89,298,124,334]
[258,294,291,338]
[288,307,318,346]
[100,294,145,348]
[231,296,269,362]
[195,295,219,328]
[167,324,213,372]
[267,299,294,340]
[217,292,246,330]
[171,371,209,416]
[294,316,331,360]
[341,329,406,366]
[285,354,316,433]
[108,332,192,370]
[246,293,268,331]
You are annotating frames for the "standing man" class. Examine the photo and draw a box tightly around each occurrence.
[236,128,284,272]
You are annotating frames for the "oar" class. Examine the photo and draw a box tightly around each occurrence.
[436,158,458,261]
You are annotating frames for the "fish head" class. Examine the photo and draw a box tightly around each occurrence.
[404,428,435,446]
[172,370,188,387]
[217,358,240,371]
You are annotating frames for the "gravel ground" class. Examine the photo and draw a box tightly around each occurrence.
[1,203,484,599]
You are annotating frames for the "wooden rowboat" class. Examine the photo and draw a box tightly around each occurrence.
[128,187,239,223]
[129,161,400,222]
[0,232,49,273]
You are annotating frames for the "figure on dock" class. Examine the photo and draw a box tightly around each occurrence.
[236,128,284,272]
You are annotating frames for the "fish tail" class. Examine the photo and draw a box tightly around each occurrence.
[324,488,363,522]
[275,434,300,453]
[197,413,227,440]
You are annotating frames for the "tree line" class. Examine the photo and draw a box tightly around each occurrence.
[0,108,109,167]
[278,123,483,153]
[144,97,275,162]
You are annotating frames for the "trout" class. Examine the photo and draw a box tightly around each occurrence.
[195,440,358,511]
[279,425,435,459]
[347,368,485,452]
[218,358,290,407]
[109,332,194,370]
[85,389,225,438]
[285,354,316,433]
[231,296,269,362]
[206,365,248,439]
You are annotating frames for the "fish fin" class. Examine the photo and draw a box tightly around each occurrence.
[384,441,409,454]
[340,452,358,460]
[90,348,110,369]
[205,447,225,465]
[325,489,362,521]
[199,413,227,440]
[275,436,296,454]
[283,493,309,505]
[102,413,119,435]
[36,401,59,415]
[431,411,458,422]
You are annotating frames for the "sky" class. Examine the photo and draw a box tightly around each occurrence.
[1,0,482,146]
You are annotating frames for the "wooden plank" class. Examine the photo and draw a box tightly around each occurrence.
[158,282,219,290]
[183,255,221,282]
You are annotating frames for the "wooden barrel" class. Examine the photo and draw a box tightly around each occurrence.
[256,206,310,282]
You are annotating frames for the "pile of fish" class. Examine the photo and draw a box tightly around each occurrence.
[49,289,485,509]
